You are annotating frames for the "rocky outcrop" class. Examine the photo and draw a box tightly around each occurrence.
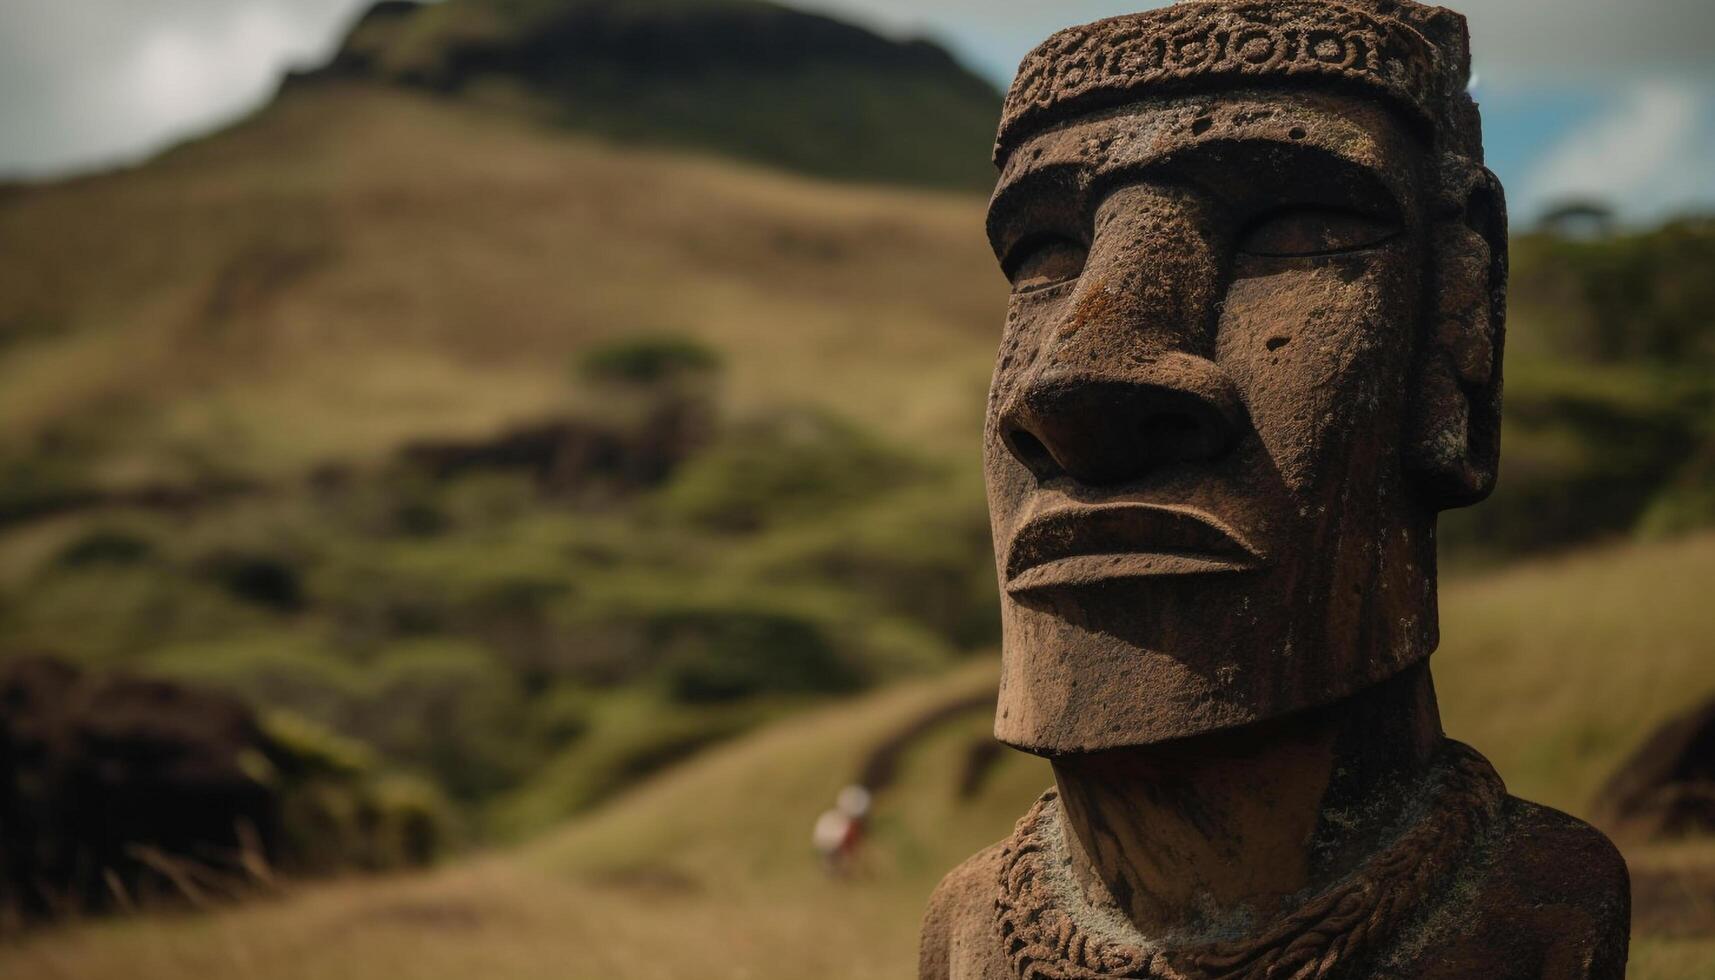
[0,656,443,929]
[0,656,281,924]
[1595,698,1715,840]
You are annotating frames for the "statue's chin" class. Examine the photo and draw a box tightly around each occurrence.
[992,600,1439,754]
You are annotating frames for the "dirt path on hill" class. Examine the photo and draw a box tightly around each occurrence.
[854,688,995,798]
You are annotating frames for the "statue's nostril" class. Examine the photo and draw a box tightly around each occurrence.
[1006,428,1061,478]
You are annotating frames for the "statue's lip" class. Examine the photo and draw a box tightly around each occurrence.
[1004,503,1263,595]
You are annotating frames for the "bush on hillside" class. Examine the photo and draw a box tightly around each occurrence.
[0,443,91,526]
[363,640,538,800]
[652,408,920,532]
[198,550,308,612]
[1441,363,1714,561]
[654,606,860,703]
[52,526,158,569]
[1637,431,1715,540]
[752,489,1000,651]
[577,334,722,386]
[267,709,453,874]
[1511,216,1715,367]
[0,656,449,930]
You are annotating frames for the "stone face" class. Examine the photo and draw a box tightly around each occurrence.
[986,88,1451,751]
[925,1,1628,976]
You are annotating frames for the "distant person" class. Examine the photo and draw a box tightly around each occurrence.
[811,784,871,877]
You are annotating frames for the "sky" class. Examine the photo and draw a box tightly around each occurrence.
[0,0,1710,224]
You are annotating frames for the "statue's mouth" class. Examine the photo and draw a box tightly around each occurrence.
[1004,502,1263,596]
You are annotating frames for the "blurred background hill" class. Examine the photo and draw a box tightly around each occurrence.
[0,0,1712,974]
[312,0,1002,188]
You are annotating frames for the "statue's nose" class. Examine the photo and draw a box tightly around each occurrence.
[998,354,1244,485]
[995,183,1243,486]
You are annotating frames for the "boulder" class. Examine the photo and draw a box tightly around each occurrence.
[0,655,281,925]
[1594,698,1715,839]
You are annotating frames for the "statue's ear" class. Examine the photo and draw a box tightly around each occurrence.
[1405,165,1507,509]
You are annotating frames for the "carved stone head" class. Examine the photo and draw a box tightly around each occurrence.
[985,0,1508,754]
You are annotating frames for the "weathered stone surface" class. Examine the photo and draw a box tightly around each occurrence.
[923,1,1629,976]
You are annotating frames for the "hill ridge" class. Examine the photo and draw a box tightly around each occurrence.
[287,0,1004,190]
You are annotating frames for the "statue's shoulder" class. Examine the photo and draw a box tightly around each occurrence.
[1446,796,1630,979]
[1491,795,1630,920]
[920,841,1009,980]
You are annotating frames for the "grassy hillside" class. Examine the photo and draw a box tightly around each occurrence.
[309,0,1003,189]
[0,66,1006,526]
[6,532,1715,979]
[0,82,1002,489]
[0,80,1010,845]
[1444,218,1715,562]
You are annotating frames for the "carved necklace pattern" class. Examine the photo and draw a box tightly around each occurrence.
[993,741,1506,980]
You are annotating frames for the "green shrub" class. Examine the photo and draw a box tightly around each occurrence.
[1637,430,1715,539]
[260,710,452,873]
[653,606,860,704]
[355,775,455,870]
[364,639,537,800]
[752,486,999,650]
[528,684,595,747]
[0,443,90,524]
[52,527,158,569]
[263,708,375,779]
[1511,217,1715,367]
[653,409,919,532]
[1441,361,1714,561]
[199,551,307,612]
[577,335,721,385]
[149,637,373,733]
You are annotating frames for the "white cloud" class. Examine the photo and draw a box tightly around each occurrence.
[1521,80,1714,222]
[1459,0,1715,85]
[0,0,366,177]
[126,4,309,137]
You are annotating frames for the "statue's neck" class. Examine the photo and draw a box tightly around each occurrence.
[1049,663,1444,940]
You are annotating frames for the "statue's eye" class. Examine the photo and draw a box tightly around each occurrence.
[1237,208,1400,258]
[1007,237,1088,293]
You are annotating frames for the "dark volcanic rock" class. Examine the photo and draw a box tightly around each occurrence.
[1595,699,1715,839]
[0,655,283,925]
[396,392,710,496]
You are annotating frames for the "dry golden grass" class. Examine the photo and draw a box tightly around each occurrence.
[0,83,1002,483]
[7,533,1715,978]
[1436,531,1715,816]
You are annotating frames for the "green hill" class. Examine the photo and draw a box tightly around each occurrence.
[6,533,1715,979]
[0,77,1008,838]
[0,81,1000,490]
[303,0,1003,189]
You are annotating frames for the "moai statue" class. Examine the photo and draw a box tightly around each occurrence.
[921,2,1632,977]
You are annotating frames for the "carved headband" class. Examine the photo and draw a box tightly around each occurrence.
[995,0,1481,167]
